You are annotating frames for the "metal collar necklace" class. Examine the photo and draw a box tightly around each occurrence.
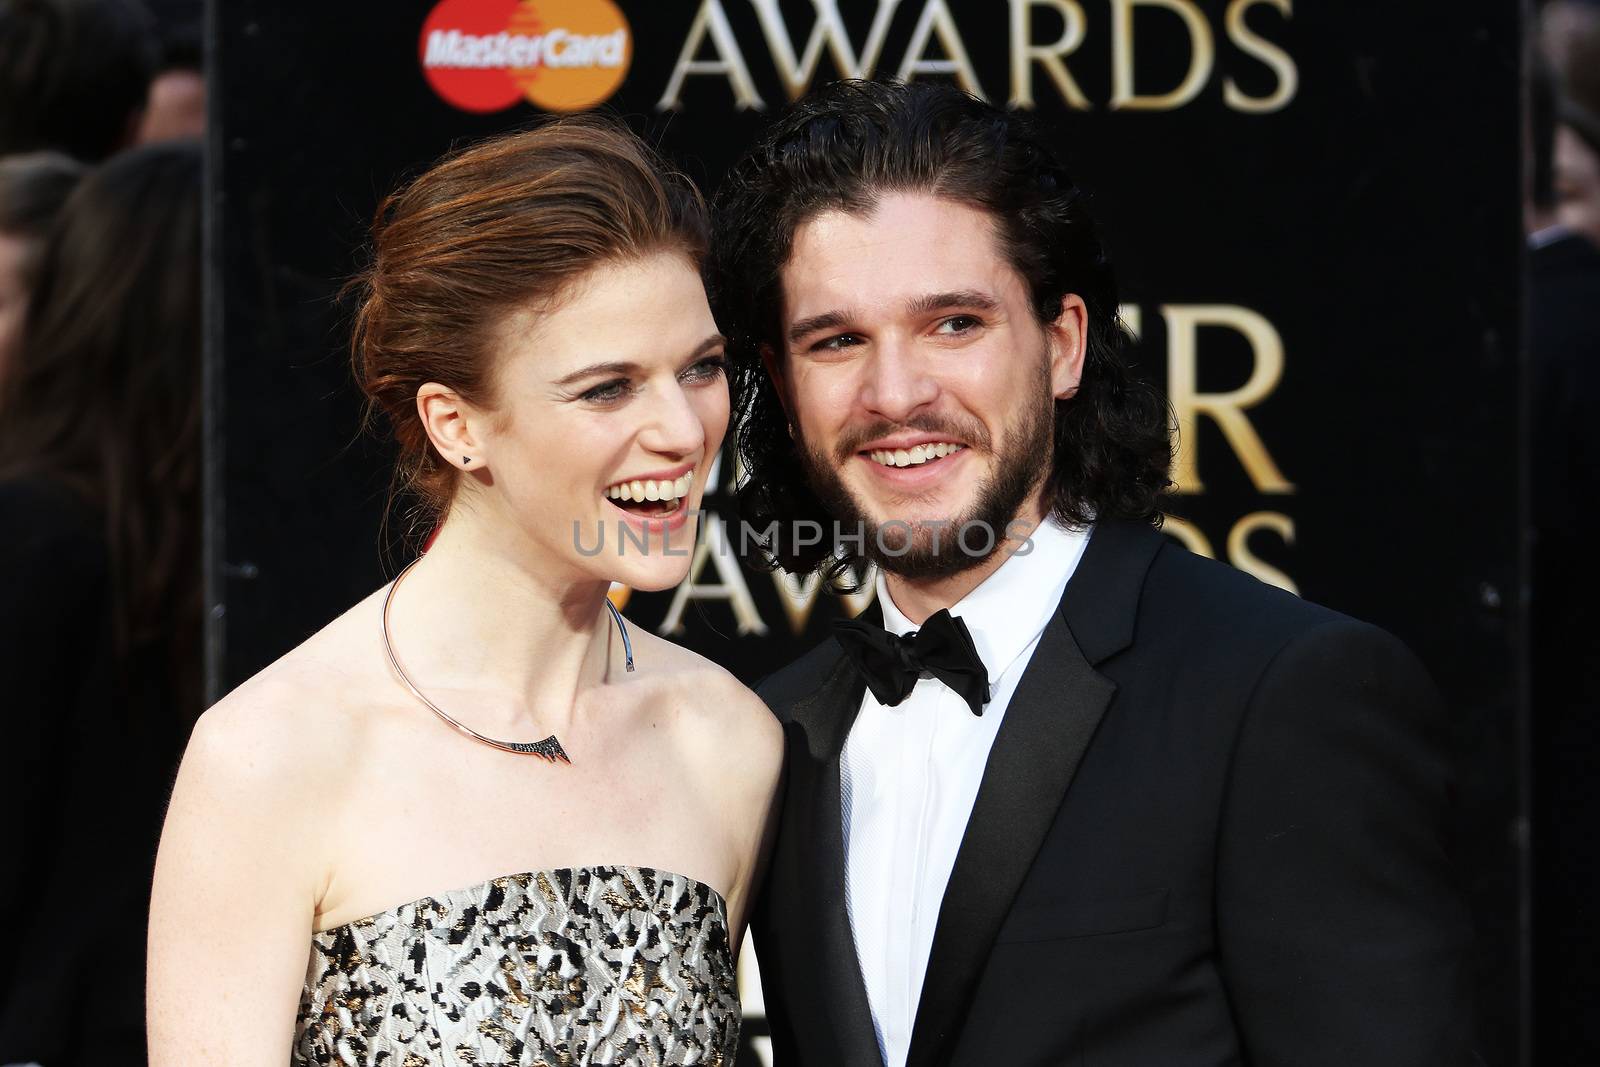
[380,556,634,764]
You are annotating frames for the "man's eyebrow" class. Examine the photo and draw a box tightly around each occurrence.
[550,335,724,387]
[906,289,1001,316]
[786,309,854,346]
[786,291,1002,345]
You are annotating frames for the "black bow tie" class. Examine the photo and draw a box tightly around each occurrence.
[833,608,991,716]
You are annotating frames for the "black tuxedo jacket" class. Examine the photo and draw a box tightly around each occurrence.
[751,519,1477,1067]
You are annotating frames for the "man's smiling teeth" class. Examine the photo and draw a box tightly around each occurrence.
[868,442,965,468]
[606,471,694,502]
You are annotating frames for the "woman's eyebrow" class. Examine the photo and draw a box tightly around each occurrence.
[552,334,725,385]
[552,360,640,386]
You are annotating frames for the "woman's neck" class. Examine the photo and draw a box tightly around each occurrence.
[381,511,616,734]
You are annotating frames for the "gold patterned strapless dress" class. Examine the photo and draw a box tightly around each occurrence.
[291,865,739,1066]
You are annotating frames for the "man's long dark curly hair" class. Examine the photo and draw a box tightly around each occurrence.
[709,79,1172,584]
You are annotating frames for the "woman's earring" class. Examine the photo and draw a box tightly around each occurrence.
[462,457,472,465]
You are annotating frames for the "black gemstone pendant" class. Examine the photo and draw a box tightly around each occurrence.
[505,735,570,763]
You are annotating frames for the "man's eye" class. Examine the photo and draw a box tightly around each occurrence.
[581,380,630,403]
[937,315,981,334]
[812,333,863,352]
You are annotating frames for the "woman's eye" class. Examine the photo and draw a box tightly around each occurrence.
[682,355,728,382]
[580,380,630,403]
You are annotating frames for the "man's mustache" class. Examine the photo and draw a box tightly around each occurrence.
[831,414,992,464]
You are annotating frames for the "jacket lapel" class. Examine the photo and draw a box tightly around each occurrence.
[784,644,882,1063]
[903,520,1166,1067]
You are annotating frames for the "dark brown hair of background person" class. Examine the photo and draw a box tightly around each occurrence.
[0,151,84,372]
[0,138,200,1064]
[0,141,202,704]
[0,151,84,263]
[0,0,159,161]
[709,79,1173,587]
[345,114,709,544]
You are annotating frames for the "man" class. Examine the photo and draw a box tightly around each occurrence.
[711,80,1476,1066]
[136,5,205,146]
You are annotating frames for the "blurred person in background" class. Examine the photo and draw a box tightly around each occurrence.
[135,1,202,146]
[0,0,158,162]
[1529,4,1600,1059]
[0,141,201,1066]
[0,151,83,382]
[1551,104,1600,249]
[1540,0,1600,246]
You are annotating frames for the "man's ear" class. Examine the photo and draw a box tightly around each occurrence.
[417,383,484,470]
[1046,294,1089,400]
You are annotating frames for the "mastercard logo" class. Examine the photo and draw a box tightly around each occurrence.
[419,0,632,114]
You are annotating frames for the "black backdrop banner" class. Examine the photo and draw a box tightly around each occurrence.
[209,1,1524,1060]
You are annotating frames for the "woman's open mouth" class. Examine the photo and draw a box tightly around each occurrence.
[603,469,694,518]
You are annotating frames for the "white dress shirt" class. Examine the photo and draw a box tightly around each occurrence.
[840,518,1092,1067]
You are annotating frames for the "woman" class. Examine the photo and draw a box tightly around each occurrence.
[0,141,201,1066]
[147,119,782,1064]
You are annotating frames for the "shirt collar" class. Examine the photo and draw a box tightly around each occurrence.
[876,517,1093,680]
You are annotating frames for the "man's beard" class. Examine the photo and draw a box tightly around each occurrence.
[795,363,1055,580]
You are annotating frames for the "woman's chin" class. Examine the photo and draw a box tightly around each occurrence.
[607,557,693,595]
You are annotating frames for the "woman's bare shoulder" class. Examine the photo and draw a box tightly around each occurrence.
[183,586,394,787]
[627,629,784,789]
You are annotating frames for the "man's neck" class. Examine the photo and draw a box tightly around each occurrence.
[882,510,1045,626]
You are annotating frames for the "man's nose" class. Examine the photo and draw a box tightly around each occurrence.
[857,337,939,424]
